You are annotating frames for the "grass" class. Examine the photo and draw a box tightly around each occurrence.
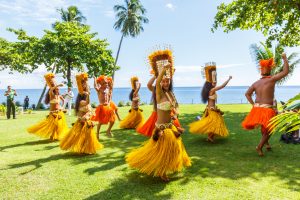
[0,104,299,200]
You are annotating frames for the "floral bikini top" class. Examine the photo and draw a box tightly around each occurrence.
[209,93,217,100]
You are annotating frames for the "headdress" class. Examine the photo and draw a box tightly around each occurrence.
[148,47,174,78]
[202,62,217,83]
[44,73,55,87]
[259,58,275,71]
[130,76,139,89]
[96,75,107,84]
[76,73,88,95]
[106,76,113,87]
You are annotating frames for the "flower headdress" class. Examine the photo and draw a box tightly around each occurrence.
[44,73,55,87]
[259,58,275,71]
[96,75,107,84]
[76,73,88,95]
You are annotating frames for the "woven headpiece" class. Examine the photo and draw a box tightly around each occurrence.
[148,48,174,78]
[76,73,88,95]
[44,73,55,87]
[130,76,139,89]
[202,62,217,83]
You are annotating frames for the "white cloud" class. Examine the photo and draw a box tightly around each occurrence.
[104,10,114,18]
[165,3,176,10]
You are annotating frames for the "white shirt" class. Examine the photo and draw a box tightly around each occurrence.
[63,90,74,101]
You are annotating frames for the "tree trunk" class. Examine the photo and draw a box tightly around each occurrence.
[36,64,56,109]
[67,59,72,87]
[112,34,124,80]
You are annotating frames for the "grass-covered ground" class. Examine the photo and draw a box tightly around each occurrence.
[0,104,299,200]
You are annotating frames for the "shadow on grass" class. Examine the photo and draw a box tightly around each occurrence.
[0,139,52,152]
[85,173,171,200]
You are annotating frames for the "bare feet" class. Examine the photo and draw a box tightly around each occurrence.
[207,136,214,143]
[266,145,272,151]
[256,146,264,157]
[106,131,113,138]
[160,175,170,182]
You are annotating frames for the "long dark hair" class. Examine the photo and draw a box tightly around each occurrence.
[129,89,134,101]
[201,81,213,103]
[75,94,87,115]
[152,79,174,108]
[44,89,50,105]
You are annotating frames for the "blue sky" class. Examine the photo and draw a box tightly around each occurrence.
[0,0,299,89]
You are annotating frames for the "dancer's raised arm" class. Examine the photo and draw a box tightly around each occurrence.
[211,76,232,93]
[272,53,289,82]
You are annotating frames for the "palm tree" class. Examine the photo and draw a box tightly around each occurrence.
[113,0,149,79]
[249,42,300,84]
[55,6,86,25]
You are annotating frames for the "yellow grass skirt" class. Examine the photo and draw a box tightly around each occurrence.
[27,111,68,140]
[189,108,229,137]
[126,125,191,177]
[60,120,103,154]
[119,108,144,129]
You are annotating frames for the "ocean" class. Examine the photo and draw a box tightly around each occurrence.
[0,86,299,106]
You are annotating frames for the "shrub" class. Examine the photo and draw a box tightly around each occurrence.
[126,101,131,106]
[39,104,46,110]
[0,104,6,115]
[118,101,125,107]
[15,101,22,107]
[2,102,6,106]
[91,102,97,108]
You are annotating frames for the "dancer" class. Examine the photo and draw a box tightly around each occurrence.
[60,73,103,154]
[126,49,191,182]
[189,62,231,142]
[92,75,116,138]
[242,53,289,156]
[119,76,144,129]
[27,73,68,140]
[136,75,158,136]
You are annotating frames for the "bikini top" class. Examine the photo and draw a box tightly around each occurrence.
[132,95,140,101]
[209,93,217,100]
[50,98,59,104]
[157,101,171,111]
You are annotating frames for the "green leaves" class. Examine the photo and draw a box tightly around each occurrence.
[213,0,300,47]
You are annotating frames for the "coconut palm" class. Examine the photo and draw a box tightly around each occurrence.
[56,6,86,24]
[249,42,300,85]
[112,0,149,79]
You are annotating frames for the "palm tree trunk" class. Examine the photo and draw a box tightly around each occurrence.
[112,34,124,80]
[67,59,72,87]
[36,64,56,109]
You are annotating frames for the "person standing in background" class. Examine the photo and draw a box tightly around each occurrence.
[62,87,74,116]
[24,96,30,110]
[4,86,17,119]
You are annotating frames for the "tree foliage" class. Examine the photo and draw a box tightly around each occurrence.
[213,0,300,46]
[249,42,300,84]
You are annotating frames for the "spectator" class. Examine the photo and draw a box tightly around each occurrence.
[4,86,17,119]
[62,87,74,116]
[24,96,29,110]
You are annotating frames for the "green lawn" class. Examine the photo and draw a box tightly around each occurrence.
[0,104,299,200]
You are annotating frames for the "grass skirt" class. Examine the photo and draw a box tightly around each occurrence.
[120,108,144,129]
[136,111,157,137]
[27,111,68,140]
[189,108,229,137]
[60,120,103,154]
[91,104,115,124]
[126,125,191,177]
[242,107,276,134]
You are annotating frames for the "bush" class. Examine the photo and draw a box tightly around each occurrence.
[0,104,6,116]
[118,101,125,107]
[91,102,97,108]
[39,103,46,110]
[126,101,131,106]
[140,102,146,106]
[2,102,6,106]
[15,101,22,107]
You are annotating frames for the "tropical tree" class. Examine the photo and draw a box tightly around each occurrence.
[212,0,300,47]
[249,42,300,84]
[53,5,86,26]
[112,0,149,79]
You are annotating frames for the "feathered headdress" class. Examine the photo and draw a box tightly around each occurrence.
[148,47,174,78]
[202,62,217,83]
[44,73,55,87]
[130,76,139,89]
[259,58,275,70]
[96,75,107,84]
[76,73,88,95]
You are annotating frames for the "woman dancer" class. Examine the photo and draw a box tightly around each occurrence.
[60,73,103,154]
[126,49,191,182]
[189,63,231,142]
[119,76,144,129]
[27,73,68,140]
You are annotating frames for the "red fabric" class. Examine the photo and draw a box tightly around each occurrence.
[91,104,115,124]
[242,107,276,134]
[136,111,157,137]
[173,118,182,128]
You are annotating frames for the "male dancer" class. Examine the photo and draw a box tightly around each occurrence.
[242,53,289,156]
